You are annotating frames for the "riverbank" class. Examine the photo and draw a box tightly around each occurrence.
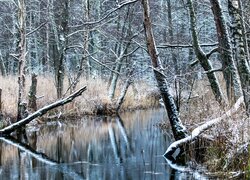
[159,85,250,178]
[0,75,160,121]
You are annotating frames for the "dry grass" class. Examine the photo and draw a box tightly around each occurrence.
[156,77,250,176]
[0,75,160,119]
[177,81,250,175]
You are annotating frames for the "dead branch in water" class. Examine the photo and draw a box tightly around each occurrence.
[0,86,87,136]
[0,136,84,179]
[164,96,244,158]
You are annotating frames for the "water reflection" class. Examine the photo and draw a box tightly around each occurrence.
[0,109,209,179]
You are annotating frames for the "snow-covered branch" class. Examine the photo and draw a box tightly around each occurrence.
[71,0,139,28]
[157,43,218,49]
[0,86,87,135]
[164,96,244,157]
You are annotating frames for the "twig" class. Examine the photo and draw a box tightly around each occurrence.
[26,22,47,36]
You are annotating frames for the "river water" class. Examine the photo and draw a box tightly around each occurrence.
[0,109,210,179]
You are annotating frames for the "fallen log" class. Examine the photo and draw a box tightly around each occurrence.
[164,96,244,157]
[0,86,87,135]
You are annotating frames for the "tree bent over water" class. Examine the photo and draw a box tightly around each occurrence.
[141,0,188,140]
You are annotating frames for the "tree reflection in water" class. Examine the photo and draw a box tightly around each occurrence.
[0,109,210,179]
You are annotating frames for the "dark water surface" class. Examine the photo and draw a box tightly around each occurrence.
[0,109,209,179]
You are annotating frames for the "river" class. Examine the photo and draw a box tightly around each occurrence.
[0,108,210,179]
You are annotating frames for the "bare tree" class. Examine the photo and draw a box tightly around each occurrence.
[187,0,225,104]
[51,0,70,98]
[141,0,188,140]
[17,0,27,121]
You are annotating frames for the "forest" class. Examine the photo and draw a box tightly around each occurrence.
[0,0,249,179]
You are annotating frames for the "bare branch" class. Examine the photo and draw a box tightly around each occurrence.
[26,22,47,36]
[189,59,199,67]
[203,68,222,74]
[71,0,139,28]
[157,43,218,49]
[206,47,219,59]
[86,51,120,75]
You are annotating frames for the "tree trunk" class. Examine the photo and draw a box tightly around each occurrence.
[28,74,37,112]
[50,0,69,98]
[108,56,124,100]
[141,0,188,140]
[238,0,250,63]
[108,6,134,100]
[187,0,225,104]
[209,0,242,104]
[83,0,91,78]
[166,0,179,75]
[0,51,6,76]
[17,0,27,121]
[0,88,2,114]
[116,64,135,112]
[69,0,91,92]
[228,0,250,113]
[44,0,50,73]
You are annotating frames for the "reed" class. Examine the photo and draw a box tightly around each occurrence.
[0,75,160,118]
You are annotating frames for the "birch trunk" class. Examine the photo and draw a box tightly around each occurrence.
[238,0,250,63]
[210,0,242,104]
[228,0,250,113]
[141,0,188,140]
[0,51,6,76]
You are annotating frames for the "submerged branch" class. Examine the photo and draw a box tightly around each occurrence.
[0,136,84,179]
[0,86,87,135]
